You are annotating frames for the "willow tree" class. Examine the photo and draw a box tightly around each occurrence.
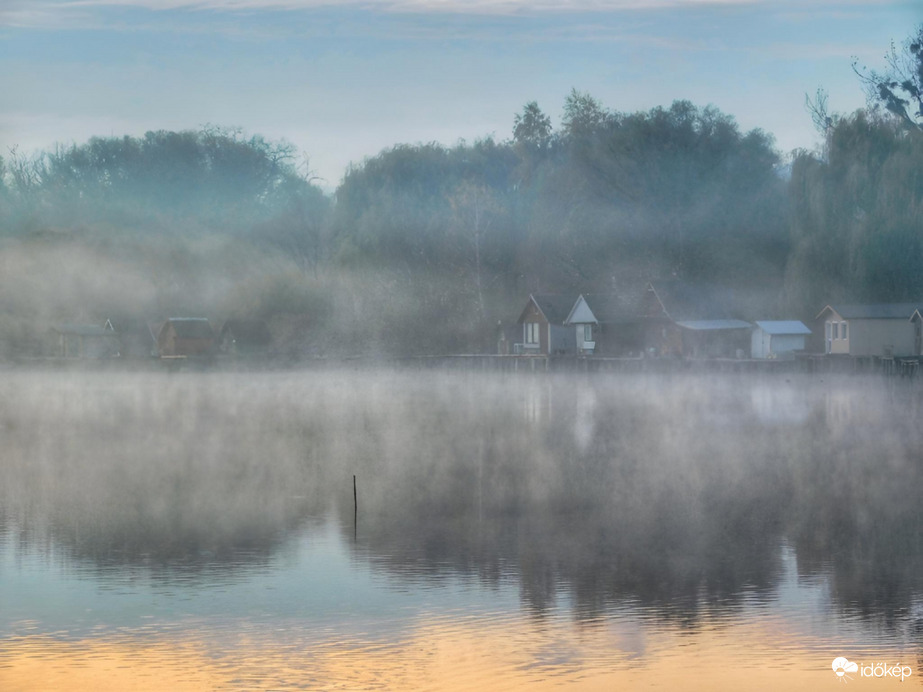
[784,111,923,311]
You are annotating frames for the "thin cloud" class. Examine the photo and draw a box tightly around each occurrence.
[48,0,898,8]
[3,0,899,29]
[764,40,891,61]
[11,0,778,19]
[0,5,83,29]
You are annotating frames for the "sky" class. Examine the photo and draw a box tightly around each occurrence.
[0,0,919,190]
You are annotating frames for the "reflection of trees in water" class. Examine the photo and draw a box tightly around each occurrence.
[335,375,923,630]
[2,372,923,629]
[785,383,923,624]
[0,373,341,571]
[339,376,793,623]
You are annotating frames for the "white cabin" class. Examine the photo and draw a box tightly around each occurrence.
[564,295,597,355]
[751,321,810,359]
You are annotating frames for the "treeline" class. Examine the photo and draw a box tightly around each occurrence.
[0,128,333,357]
[786,25,923,312]
[0,100,791,356]
[322,91,922,346]
[0,30,921,356]
[2,127,329,254]
[332,96,790,325]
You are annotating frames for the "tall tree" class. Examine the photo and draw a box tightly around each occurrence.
[561,89,608,140]
[512,102,552,154]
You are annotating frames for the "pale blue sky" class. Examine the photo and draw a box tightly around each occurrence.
[0,1,919,189]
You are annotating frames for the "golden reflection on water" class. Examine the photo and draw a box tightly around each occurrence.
[2,612,918,691]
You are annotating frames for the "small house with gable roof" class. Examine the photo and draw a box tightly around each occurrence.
[564,293,646,356]
[516,294,578,355]
[105,316,157,358]
[642,281,750,358]
[563,295,597,355]
[814,304,920,357]
[49,322,120,358]
[156,318,214,357]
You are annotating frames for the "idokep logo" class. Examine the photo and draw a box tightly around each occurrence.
[832,658,859,681]
[832,657,913,682]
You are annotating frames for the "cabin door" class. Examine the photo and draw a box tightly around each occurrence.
[825,321,832,354]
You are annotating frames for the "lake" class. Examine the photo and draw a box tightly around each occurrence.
[1,369,921,690]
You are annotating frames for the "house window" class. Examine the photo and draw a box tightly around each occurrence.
[525,322,540,344]
[841,322,848,340]
[825,322,831,340]
[583,324,593,342]
[832,322,839,340]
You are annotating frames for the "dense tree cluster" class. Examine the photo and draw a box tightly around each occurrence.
[785,111,923,312]
[3,127,328,238]
[0,27,920,356]
[327,97,790,339]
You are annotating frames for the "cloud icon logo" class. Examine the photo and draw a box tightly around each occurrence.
[832,657,859,679]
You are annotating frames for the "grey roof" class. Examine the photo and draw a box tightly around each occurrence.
[105,317,149,335]
[818,303,923,320]
[528,294,579,325]
[648,281,737,321]
[164,318,213,339]
[51,324,117,337]
[564,296,596,325]
[755,320,811,335]
[582,293,642,323]
[675,319,752,331]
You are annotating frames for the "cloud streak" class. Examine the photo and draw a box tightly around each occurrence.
[3,0,843,24]
[2,0,911,185]
[45,0,900,8]
[2,0,900,30]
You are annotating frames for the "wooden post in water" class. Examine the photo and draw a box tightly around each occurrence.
[353,474,358,540]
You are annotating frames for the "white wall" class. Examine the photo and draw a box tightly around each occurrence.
[751,330,771,359]
[751,330,806,358]
[770,334,805,357]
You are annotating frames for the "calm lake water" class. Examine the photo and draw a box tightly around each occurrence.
[1,369,922,690]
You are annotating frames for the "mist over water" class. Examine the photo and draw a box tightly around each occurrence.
[1,369,922,688]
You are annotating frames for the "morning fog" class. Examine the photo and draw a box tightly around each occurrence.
[1,369,921,688]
